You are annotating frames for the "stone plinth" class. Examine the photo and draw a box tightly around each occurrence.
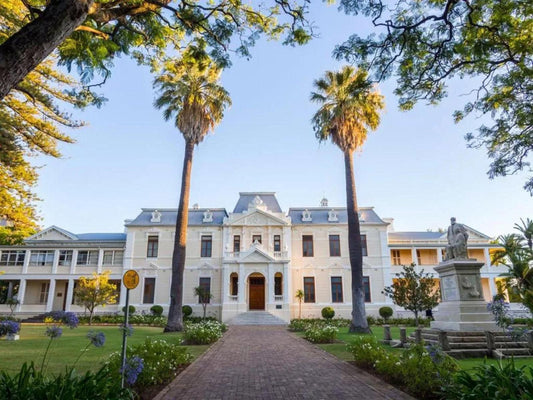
[431,259,498,332]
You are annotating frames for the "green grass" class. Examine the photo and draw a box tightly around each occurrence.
[0,324,209,375]
[301,326,533,370]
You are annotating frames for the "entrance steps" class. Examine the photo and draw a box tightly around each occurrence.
[228,311,287,326]
[409,329,533,359]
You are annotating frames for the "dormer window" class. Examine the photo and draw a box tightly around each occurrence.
[358,212,365,222]
[203,210,213,223]
[302,209,312,222]
[150,210,161,223]
[328,209,338,222]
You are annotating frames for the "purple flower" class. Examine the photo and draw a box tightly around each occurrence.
[45,325,63,339]
[87,331,106,347]
[120,356,144,385]
[44,311,79,329]
[0,320,20,336]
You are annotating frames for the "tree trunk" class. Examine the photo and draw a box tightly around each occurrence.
[165,140,195,332]
[299,300,302,319]
[0,0,93,101]
[345,151,370,333]
[414,311,419,327]
[202,304,207,319]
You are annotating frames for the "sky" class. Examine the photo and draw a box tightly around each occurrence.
[33,3,531,238]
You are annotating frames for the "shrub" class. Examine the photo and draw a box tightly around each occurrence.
[348,338,458,400]
[442,360,533,400]
[321,307,335,319]
[107,338,192,390]
[0,362,131,400]
[182,305,193,317]
[304,325,338,343]
[122,305,136,315]
[347,336,388,370]
[183,320,225,345]
[149,305,164,316]
[288,319,308,332]
[379,306,393,321]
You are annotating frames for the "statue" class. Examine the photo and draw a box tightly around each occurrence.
[444,217,469,260]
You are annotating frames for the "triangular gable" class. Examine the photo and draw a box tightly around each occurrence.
[227,208,289,226]
[26,226,78,241]
[239,247,276,263]
[463,225,491,240]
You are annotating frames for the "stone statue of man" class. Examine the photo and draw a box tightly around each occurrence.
[444,217,469,260]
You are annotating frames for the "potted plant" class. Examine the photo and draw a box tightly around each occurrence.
[0,319,21,341]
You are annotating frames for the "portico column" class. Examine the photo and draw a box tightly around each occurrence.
[437,248,443,263]
[70,250,78,274]
[238,263,245,304]
[16,279,26,311]
[7,281,13,299]
[46,279,56,312]
[221,265,229,303]
[22,250,30,274]
[97,249,104,273]
[411,248,418,266]
[489,277,498,299]
[484,248,492,268]
[268,264,274,305]
[65,278,74,311]
[52,250,59,274]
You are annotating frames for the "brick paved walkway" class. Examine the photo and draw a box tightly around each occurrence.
[155,326,413,400]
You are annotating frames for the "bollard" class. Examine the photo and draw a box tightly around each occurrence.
[400,327,407,345]
[383,325,392,344]
[438,331,450,351]
[415,328,422,344]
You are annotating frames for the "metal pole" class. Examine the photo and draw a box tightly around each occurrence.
[120,288,130,388]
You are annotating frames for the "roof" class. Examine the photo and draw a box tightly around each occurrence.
[287,207,387,225]
[233,192,282,214]
[75,233,127,241]
[126,208,228,226]
[22,226,126,244]
[388,232,445,240]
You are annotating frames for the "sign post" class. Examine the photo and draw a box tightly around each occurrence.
[120,269,139,388]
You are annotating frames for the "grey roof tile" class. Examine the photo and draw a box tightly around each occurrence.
[388,231,445,240]
[287,207,386,225]
[126,208,228,226]
[233,192,282,213]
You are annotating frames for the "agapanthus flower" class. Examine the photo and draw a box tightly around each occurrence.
[45,325,63,339]
[0,320,20,336]
[87,331,106,347]
[43,311,79,329]
[120,356,144,385]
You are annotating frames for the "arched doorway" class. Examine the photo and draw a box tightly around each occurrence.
[248,273,265,310]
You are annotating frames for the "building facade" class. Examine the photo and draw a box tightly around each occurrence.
[0,192,510,321]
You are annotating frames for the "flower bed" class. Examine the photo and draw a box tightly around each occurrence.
[183,320,226,345]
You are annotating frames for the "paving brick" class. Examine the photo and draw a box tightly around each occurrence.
[155,326,413,400]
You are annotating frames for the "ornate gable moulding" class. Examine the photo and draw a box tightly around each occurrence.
[203,210,213,223]
[150,210,161,223]
[328,209,338,222]
[302,209,312,222]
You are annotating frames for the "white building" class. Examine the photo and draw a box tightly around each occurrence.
[0,192,508,321]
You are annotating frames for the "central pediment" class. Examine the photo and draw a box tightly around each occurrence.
[224,208,290,226]
[238,247,276,263]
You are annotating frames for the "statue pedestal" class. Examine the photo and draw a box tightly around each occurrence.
[431,259,497,332]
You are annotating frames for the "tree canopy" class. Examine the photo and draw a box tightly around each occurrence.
[0,0,313,100]
[334,0,532,194]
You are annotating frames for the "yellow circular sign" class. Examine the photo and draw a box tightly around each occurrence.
[123,270,139,290]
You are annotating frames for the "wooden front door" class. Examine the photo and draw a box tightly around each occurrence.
[249,277,265,310]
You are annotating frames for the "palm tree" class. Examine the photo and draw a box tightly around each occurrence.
[154,55,231,332]
[311,66,384,333]
[295,289,304,319]
[515,218,533,251]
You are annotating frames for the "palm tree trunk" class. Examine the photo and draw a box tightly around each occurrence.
[165,140,195,332]
[0,0,93,101]
[344,150,370,333]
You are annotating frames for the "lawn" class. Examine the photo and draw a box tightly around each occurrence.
[0,324,209,375]
[303,326,533,370]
